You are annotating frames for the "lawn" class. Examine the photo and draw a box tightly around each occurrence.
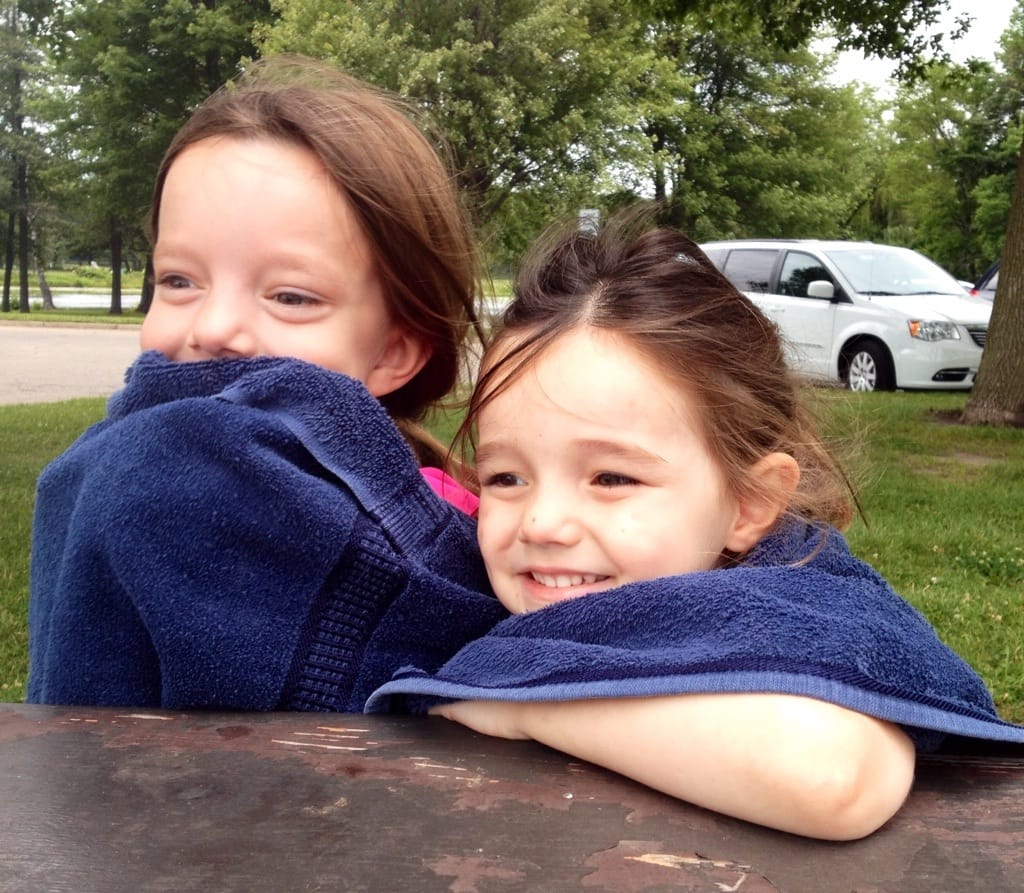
[814,389,1024,721]
[6,269,147,291]
[0,397,109,699]
[2,389,1022,722]
[0,307,145,326]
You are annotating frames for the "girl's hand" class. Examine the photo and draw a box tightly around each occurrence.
[429,700,532,739]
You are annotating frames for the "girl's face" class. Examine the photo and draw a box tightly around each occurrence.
[142,136,425,396]
[475,327,755,615]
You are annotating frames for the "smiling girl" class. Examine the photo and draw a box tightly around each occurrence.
[369,215,1024,839]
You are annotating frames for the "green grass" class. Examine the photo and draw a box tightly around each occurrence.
[488,275,512,298]
[0,306,144,326]
[0,398,108,699]
[3,389,1022,723]
[7,269,147,291]
[813,389,1024,721]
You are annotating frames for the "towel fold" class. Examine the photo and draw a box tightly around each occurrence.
[367,522,1024,751]
[28,352,507,710]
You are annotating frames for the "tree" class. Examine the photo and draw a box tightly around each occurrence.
[961,2,1024,425]
[649,0,970,65]
[262,0,892,263]
[0,0,51,314]
[49,0,273,313]
[260,0,661,263]
[633,17,883,240]
[962,131,1024,425]
[882,61,1015,279]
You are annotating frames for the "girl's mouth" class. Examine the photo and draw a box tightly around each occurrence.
[529,571,609,589]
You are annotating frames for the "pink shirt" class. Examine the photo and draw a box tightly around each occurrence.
[420,467,479,516]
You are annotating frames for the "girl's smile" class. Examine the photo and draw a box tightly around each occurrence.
[520,567,613,604]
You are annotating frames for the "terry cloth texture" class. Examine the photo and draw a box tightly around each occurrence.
[28,352,507,711]
[367,522,1024,752]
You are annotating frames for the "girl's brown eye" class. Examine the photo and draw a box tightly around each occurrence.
[482,472,525,488]
[273,292,317,306]
[158,274,192,289]
[593,472,638,487]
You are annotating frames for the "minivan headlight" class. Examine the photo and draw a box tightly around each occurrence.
[908,320,960,341]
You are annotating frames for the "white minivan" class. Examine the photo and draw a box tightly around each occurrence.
[700,239,992,391]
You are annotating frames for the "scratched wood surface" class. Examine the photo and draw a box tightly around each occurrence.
[0,704,1021,892]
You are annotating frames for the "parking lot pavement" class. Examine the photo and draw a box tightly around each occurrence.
[0,323,141,405]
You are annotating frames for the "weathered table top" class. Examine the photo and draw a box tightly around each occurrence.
[1,703,1021,892]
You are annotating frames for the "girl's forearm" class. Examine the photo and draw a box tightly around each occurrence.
[434,692,915,841]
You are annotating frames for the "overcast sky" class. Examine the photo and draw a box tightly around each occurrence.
[831,0,1019,93]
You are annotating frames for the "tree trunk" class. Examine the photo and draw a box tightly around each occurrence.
[12,15,29,315]
[648,123,667,204]
[2,209,12,312]
[31,220,56,309]
[962,137,1024,427]
[3,4,15,314]
[17,160,29,314]
[138,254,154,314]
[109,218,123,315]
[36,266,54,309]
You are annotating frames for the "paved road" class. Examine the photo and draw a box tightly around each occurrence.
[0,323,142,405]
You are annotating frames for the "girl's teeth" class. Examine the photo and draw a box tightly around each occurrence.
[531,572,601,588]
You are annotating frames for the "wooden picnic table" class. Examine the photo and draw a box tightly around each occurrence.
[1,703,1021,892]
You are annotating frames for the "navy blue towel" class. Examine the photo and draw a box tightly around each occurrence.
[368,522,1024,751]
[28,353,507,710]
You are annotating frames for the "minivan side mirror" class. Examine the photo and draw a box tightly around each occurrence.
[807,280,835,300]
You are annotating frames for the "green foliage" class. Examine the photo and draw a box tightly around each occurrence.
[260,0,896,259]
[261,0,663,263]
[7,267,147,290]
[63,265,108,285]
[657,0,965,68]
[645,24,886,240]
[44,0,275,262]
[880,60,1018,279]
[0,0,58,312]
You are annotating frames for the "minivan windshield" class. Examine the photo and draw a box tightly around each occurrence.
[824,246,964,297]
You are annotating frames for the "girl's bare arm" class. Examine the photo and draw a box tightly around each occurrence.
[433,692,915,841]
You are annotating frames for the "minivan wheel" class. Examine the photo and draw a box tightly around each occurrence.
[845,341,894,392]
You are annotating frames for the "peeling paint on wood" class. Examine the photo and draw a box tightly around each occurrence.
[1,704,1021,892]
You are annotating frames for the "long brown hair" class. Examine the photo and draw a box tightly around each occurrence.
[460,212,855,535]
[149,55,482,454]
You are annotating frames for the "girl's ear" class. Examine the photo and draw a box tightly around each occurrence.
[724,452,801,554]
[364,328,430,398]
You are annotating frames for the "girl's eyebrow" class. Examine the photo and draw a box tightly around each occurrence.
[473,441,512,467]
[476,438,667,466]
[572,438,668,465]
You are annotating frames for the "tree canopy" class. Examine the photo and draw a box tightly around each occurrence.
[3,0,1023,422]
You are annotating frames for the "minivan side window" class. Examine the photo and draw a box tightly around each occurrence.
[778,251,836,298]
[721,249,777,293]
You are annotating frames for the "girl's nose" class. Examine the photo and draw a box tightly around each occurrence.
[186,289,257,359]
[518,487,581,546]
